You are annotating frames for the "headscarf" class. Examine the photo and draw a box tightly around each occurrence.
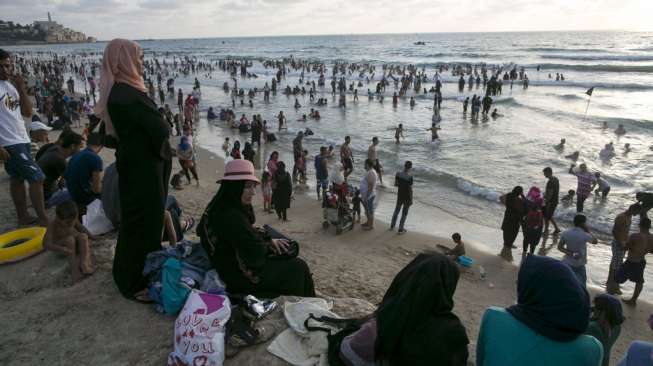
[329,163,345,185]
[507,255,590,342]
[526,186,544,207]
[593,293,624,327]
[95,39,147,137]
[375,252,469,365]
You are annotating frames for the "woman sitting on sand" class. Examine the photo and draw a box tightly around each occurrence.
[586,294,624,366]
[476,255,603,366]
[198,159,315,298]
[338,252,470,365]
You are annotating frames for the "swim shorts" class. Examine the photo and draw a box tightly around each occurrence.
[373,160,383,175]
[544,202,557,219]
[616,260,646,284]
[342,157,353,171]
[4,143,45,183]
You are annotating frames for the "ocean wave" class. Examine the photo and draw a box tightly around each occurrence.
[409,166,502,202]
[534,63,653,73]
[523,47,607,53]
[540,54,653,62]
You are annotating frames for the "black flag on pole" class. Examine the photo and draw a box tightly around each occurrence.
[586,87,594,96]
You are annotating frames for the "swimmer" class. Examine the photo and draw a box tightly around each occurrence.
[565,151,580,162]
[392,124,405,144]
[602,121,608,129]
[426,122,441,141]
[491,108,502,119]
[624,143,632,153]
[560,189,575,206]
[410,97,416,108]
[615,124,626,135]
[554,138,566,151]
[294,98,301,109]
[298,114,307,122]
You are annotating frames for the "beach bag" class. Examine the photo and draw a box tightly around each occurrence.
[303,313,373,366]
[167,289,231,366]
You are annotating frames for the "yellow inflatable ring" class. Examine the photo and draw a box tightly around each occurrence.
[0,227,46,264]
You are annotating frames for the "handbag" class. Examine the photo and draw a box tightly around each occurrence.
[303,313,374,366]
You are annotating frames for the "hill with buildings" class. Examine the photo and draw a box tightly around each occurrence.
[0,13,95,45]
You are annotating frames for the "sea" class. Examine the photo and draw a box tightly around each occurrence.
[6,31,653,295]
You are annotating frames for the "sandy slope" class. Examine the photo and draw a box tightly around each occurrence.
[0,128,651,365]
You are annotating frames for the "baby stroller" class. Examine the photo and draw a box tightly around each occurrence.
[322,183,355,234]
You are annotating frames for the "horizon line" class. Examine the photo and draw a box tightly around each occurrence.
[101,28,651,43]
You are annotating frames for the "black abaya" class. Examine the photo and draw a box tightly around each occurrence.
[108,83,172,298]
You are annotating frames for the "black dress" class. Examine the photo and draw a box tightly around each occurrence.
[272,172,292,210]
[200,203,314,298]
[108,82,172,298]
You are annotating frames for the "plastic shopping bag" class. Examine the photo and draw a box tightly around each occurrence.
[82,199,114,236]
[167,289,231,366]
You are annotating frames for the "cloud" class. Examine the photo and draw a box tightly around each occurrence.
[56,0,124,13]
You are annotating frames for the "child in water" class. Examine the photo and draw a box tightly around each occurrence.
[561,189,575,206]
[43,201,95,282]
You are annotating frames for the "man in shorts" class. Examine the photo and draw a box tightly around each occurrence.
[617,217,653,306]
[542,167,560,234]
[607,204,640,295]
[314,146,328,200]
[340,136,354,180]
[0,49,48,226]
[367,136,383,185]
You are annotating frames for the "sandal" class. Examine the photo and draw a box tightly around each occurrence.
[182,217,196,233]
[132,290,154,304]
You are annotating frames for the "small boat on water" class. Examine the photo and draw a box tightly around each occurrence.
[414,41,426,45]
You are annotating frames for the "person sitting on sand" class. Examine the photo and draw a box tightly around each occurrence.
[444,233,466,258]
[43,200,95,282]
[585,294,624,366]
[198,159,314,298]
[615,124,627,135]
[615,217,653,306]
[339,252,470,365]
[476,255,603,366]
[554,138,566,151]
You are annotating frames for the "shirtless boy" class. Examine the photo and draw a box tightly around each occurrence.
[43,200,95,282]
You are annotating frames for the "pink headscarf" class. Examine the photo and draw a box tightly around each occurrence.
[94,39,147,136]
[527,186,544,207]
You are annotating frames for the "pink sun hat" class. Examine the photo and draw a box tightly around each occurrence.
[218,159,260,183]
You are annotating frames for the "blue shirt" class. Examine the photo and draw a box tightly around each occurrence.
[477,307,603,366]
[65,147,103,206]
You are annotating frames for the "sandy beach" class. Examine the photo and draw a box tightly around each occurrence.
[0,122,651,366]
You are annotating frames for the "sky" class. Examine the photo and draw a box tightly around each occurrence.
[1,0,652,40]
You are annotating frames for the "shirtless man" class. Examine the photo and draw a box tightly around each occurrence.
[426,123,441,141]
[617,218,653,306]
[277,111,286,131]
[340,136,354,180]
[367,137,383,185]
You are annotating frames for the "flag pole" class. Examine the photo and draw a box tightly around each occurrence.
[583,87,594,121]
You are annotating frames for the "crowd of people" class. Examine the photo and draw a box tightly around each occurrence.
[2,39,653,365]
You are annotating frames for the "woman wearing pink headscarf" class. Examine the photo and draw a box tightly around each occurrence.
[96,39,172,300]
[522,186,545,255]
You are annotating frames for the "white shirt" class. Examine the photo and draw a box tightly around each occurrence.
[0,80,30,147]
[359,169,378,199]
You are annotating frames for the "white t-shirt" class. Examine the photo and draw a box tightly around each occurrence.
[0,80,30,147]
[359,169,378,199]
